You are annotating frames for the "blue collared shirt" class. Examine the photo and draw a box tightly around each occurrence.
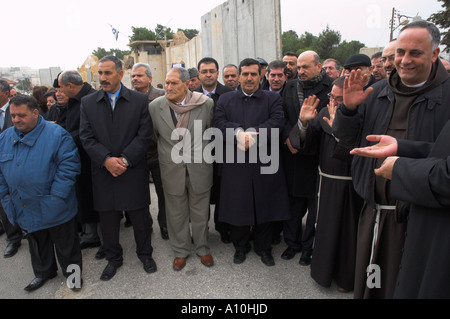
[107,85,122,105]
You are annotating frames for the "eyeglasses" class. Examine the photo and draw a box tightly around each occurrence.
[327,93,343,104]
[380,54,395,63]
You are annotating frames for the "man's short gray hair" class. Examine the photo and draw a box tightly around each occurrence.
[60,70,83,86]
[132,63,153,77]
[170,67,190,82]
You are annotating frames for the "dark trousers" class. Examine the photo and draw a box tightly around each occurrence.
[27,218,82,278]
[149,160,167,229]
[99,208,153,265]
[230,222,273,254]
[283,196,316,252]
[0,205,22,245]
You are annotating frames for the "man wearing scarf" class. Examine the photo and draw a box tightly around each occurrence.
[149,67,215,271]
[333,21,450,299]
[280,51,333,265]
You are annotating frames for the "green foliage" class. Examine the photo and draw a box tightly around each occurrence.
[155,24,174,40]
[332,41,366,66]
[92,47,131,60]
[129,27,156,42]
[178,28,199,40]
[16,78,32,92]
[428,0,450,52]
[282,26,365,65]
[315,26,341,59]
[282,30,303,53]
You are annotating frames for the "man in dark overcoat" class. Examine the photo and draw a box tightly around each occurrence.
[79,55,156,281]
[214,58,290,267]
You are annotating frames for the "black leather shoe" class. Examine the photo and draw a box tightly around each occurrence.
[79,241,101,250]
[24,273,57,292]
[259,252,275,266]
[299,250,312,266]
[281,246,301,260]
[95,246,106,260]
[233,250,247,264]
[4,242,21,258]
[160,227,169,240]
[0,225,4,236]
[100,262,123,281]
[143,258,157,274]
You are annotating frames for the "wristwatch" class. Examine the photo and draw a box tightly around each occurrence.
[122,157,129,167]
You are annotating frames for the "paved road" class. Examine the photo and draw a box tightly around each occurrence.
[0,184,352,302]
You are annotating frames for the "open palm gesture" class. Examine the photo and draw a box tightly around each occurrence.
[299,95,320,126]
[344,69,373,110]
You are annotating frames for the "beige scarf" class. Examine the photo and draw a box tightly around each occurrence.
[167,90,209,140]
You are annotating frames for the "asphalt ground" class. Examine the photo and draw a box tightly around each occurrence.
[0,183,352,312]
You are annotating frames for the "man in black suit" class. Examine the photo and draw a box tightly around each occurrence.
[79,55,156,281]
[194,57,234,244]
[281,51,332,265]
[0,80,22,258]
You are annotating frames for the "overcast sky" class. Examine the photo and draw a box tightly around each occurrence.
[0,0,444,70]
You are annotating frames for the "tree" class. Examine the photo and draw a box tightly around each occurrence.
[155,24,174,40]
[331,40,366,66]
[16,78,32,92]
[282,26,365,63]
[282,30,302,53]
[314,25,341,60]
[428,0,450,52]
[298,32,317,51]
[129,27,156,42]
[92,47,131,60]
[178,28,199,40]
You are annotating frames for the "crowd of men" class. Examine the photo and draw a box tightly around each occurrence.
[0,20,449,299]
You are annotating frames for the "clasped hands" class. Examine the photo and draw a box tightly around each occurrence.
[237,131,259,151]
[350,135,399,180]
[104,157,128,178]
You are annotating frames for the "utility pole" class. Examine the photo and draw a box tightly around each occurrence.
[390,8,396,41]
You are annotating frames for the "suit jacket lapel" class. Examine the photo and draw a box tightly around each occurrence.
[160,99,176,130]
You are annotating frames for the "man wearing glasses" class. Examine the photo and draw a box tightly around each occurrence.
[380,40,397,78]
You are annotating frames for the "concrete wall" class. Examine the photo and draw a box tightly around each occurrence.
[201,0,282,69]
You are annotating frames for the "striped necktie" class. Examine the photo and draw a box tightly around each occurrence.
[110,95,117,110]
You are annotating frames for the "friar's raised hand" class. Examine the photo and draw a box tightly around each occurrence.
[323,99,337,128]
[343,69,373,110]
[350,135,398,158]
[299,95,320,126]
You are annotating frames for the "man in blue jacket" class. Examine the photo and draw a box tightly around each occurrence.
[0,95,82,292]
